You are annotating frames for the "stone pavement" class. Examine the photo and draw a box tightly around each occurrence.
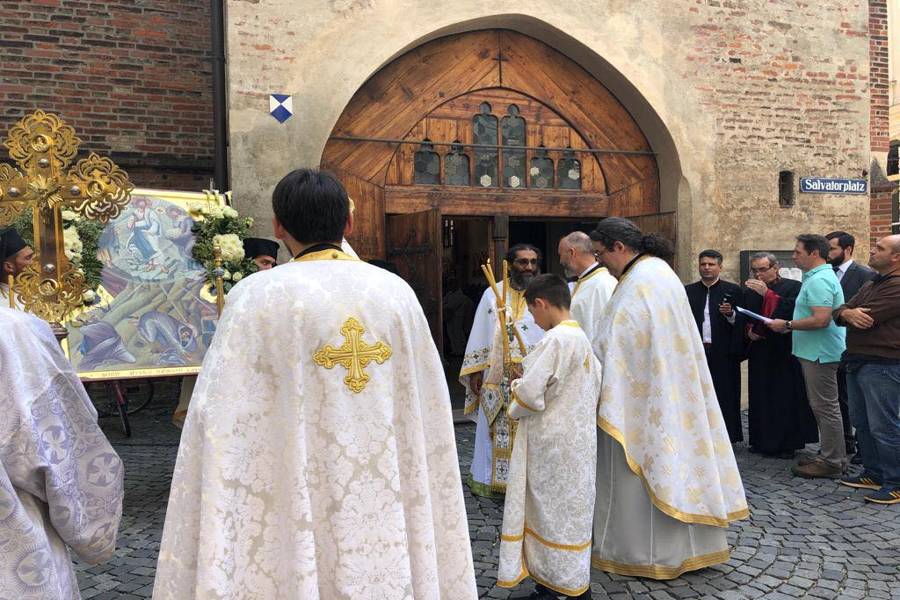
[76,388,900,599]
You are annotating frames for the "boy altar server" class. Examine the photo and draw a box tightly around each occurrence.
[497,274,602,599]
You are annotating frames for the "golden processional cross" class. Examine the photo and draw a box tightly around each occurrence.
[314,317,393,393]
[0,110,133,325]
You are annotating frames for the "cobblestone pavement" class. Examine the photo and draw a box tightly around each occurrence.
[76,390,899,599]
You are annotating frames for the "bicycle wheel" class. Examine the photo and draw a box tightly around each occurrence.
[120,379,155,414]
[84,382,115,418]
[113,383,132,437]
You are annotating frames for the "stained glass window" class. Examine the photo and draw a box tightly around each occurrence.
[473,102,498,188]
[529,146,554,189]
[501,104,526,188]
[445,141,470,186]
[413,139,440,185]
[557,148,581,189]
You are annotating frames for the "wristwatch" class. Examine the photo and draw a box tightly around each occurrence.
[785,321,793,331]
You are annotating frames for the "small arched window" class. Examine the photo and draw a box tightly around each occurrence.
[445,141,470,186]
[413,139,440,185]
[529,146,554,189]
[557,148,581,190]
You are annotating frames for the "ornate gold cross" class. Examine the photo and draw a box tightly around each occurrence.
[314,317,392,393]
[0,110,133,322]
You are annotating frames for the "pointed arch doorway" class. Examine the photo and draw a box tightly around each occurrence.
[322,29,671,363]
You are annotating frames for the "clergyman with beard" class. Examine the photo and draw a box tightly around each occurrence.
[458,243,546,497]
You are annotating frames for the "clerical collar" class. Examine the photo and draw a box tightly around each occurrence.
[619,252,645,279]
[293,243,344,260]
[578,262,601,281]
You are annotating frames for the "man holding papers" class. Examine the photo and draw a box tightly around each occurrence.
[736,252,818,458]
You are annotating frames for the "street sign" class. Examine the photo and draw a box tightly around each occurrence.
[799,177,867,195]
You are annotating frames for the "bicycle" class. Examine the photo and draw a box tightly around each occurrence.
[84,379,155,437]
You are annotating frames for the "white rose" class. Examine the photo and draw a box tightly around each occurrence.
[82,290,97,304]
[223,206,239,219]
[213,233,245,262]
[232,272,243,281]
[246,217,254,226]
[62,210,79,222]
[207,205,225,219]
[222,269,231,281]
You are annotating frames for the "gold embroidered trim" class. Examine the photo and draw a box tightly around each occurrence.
[572,265,607,297]
[556,320,581,329]
[291,248,358,263]
[596,416,750,526]
[313,317,392,393]
[459,363,489,377]
[591,548,731,580]
[510,389,539,413]
[497,547,590,596]
[503,527,590,552]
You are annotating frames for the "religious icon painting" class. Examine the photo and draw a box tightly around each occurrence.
[63,189,225,380]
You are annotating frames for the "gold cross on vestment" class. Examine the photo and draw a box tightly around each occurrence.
[0,110,133,322]
[313,317,392,393]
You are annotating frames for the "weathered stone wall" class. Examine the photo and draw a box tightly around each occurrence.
[0,0,214,190]
[227,0,875,280]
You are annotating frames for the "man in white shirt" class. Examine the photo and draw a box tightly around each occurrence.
[685,250,743,443]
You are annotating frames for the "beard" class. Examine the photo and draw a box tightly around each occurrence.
[828,254,845,268]
[511,269,537,290]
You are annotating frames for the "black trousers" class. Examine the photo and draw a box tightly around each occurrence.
[837,365,857,451]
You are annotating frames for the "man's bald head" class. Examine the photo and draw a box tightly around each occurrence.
[868,234,900,274]
[561,231,593,255]
[558,231,596,278]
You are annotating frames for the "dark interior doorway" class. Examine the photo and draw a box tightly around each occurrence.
[440,216,599,417]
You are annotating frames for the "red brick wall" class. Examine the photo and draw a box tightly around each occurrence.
[869,0,897,243]
[0,0,214,190]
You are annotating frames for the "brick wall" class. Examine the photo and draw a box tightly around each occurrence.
[0,0,214,190]
[870,0,898,243]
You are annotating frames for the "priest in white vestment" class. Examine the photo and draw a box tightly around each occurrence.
[588,218,749,579]
[154,169,477,600]
[459,244,545,496]
[0,307,124,600]
[497,275,602,599]
[558,231,617,344]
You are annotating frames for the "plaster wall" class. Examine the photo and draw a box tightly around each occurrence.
[226,0,872,280]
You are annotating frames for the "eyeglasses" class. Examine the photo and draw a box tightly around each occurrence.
[750,265,775,274]
[513,258,539,266]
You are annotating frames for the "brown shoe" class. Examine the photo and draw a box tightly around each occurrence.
[791,460,843,479]
[796,453,821,467]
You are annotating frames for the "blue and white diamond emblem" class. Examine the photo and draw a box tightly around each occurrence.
[269,94,293,123]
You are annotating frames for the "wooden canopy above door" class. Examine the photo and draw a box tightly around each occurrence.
[321,29,666,259]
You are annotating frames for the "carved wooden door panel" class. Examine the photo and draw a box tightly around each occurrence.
[386,209,443,353]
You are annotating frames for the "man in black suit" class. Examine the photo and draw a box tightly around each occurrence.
[685,249,744,442]
[826,231,877,457]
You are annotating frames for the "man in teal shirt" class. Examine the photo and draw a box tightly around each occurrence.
[769,234,846,478]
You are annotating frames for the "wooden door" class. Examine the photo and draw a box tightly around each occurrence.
[386,209,443,352]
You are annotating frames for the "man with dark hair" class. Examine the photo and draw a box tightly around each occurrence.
[459,243,545,496]
[587,217,747,579]
[834,234,900,504]
[685,249,743,442]
[769,234,847,479]
[825,230,876,457]
[738,252,818,458]
[154,169,477,599]
[242,237,280,270]
[0,227,35,310]
[498,274,601,599]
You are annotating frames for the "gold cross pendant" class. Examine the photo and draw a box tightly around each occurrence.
[313,317,392,393]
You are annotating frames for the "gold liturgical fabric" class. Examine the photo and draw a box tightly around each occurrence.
[154,249,477,599]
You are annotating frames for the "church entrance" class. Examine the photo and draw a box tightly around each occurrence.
[321,29,672,404]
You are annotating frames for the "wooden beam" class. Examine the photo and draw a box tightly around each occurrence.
[384,185,610,217]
